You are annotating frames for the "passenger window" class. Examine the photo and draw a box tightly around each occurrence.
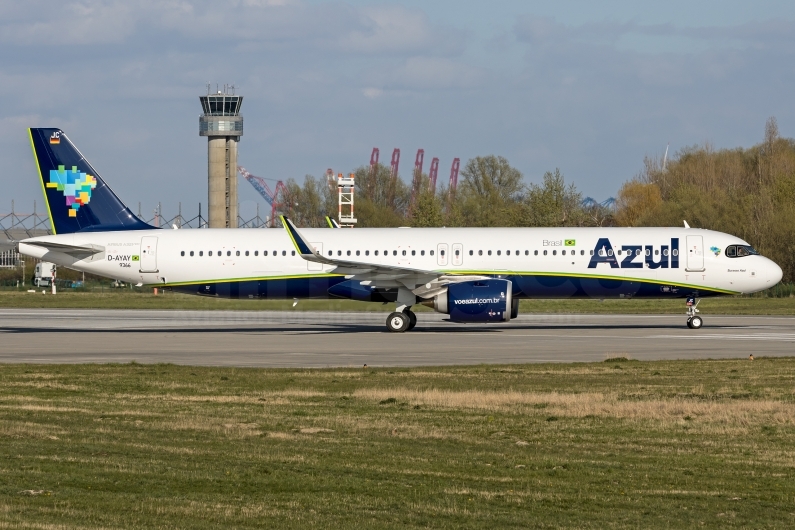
[375,250,379,256]
[580,250,585,256]
[181,251,185,256]
[254,251,258,256]
[441,250,445,256]
[282,251,286,256]
[292,251,295,256]
[209,251,213,256]
[338,250,342,256]
[590,250,594,255]
[273,250,277,256]
[479,250,483,256]
[412,250,416,256]
[655,249,659,256]
[663,249,669,256]
[534,250,538,256]
[236,251,240,256]
[455,249,460,256]
[365,250,370,256]
[488,250,492,256]
[506,250,510,256]
[190,251,194,257]
[553,250,557,256]
[421,250,425,256]
[393,250,397,256]
[607,250,613,256]
[328,250,332,256]
[562,250,566,256]
[617,250,622,256]
[672,249,678,256]
[543,250,548,256]
[430,250,434,256]
[497,250,501,256]
[263,251,268,256]
[218,251,222,256]
[356,250,360,256]
[469,250,473,256]
[402,250,406,256]
[199,251,203,256]
[516,250,520,256]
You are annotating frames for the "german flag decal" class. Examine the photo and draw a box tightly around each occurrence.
[49,132,60,144]
[564,239,576,246]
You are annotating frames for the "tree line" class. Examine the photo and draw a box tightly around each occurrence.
[277,116,794,282]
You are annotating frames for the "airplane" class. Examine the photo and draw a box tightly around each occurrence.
[18,128,783,332]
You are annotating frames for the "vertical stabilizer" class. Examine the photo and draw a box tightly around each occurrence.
[29,128,153,234]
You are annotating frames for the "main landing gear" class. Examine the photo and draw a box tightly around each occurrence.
[386,308,417,333]
[686,297,703,329]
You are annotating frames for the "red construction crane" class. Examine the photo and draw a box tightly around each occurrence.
[428,157,439,192]
[409,149,425,212]
[237,165,287,227]
[390,148,400,180]
[448,158,460,192]
[370,147,379,173]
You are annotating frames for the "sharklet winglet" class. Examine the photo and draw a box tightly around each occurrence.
[280,216,316,257]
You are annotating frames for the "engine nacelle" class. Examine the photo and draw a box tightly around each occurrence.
[427,279,514,323]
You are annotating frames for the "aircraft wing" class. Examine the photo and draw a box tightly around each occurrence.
[281,216,487,295]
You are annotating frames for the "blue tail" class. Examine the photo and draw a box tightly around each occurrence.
[29,128,154,234]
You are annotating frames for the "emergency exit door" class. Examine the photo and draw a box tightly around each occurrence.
[686,235,704,272]
[140,236,159,272]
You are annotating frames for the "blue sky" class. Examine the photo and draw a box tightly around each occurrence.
[1,0,793,221]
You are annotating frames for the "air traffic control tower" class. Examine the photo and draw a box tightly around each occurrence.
[199,86,243,228]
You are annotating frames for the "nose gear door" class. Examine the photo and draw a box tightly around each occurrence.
[686,235,704,272]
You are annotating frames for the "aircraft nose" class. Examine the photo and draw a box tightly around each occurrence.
[766,258,783,286]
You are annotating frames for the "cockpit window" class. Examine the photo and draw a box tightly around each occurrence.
[725,244,758,258]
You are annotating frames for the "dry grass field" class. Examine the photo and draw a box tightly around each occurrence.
[1,359,794,528]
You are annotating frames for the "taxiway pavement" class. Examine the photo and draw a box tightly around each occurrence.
[1,309,792,367]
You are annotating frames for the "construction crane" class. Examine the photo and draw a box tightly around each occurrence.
[409,149,425,212]
[388,148,401,208]
[448,158,460,192]
[237,166,287,227]
[428,157,439,192]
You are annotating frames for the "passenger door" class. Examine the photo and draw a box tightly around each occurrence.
[686,235,704,271]
[139,236,158,272]
[437,243,448,267]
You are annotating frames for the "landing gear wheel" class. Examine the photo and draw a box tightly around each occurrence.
[403,310,417,331]
[688,315,703,329]
[386,312,410,333]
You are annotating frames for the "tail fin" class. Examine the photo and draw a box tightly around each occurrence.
[29,128,154,234]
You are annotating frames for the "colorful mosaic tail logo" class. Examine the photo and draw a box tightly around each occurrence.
[46,165,97,217]
[710,246,721,256]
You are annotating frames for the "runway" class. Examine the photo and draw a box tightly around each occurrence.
[0,309,793,367]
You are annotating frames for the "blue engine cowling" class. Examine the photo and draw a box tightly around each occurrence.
[433,279,514,323]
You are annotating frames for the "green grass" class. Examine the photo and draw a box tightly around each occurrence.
[2,360,795,528]
[1,289,794,314]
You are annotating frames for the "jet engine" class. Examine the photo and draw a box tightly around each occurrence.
[423,279,517,323]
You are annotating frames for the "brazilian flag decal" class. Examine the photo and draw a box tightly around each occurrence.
[131,255,140,261]
[564,239,576,246]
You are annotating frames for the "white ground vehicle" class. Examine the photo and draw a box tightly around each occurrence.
[34,261,55,287]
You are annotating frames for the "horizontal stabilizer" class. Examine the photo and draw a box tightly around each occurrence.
[22,240,105,255]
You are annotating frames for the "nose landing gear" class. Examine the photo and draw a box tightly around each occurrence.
[686,297,703,329]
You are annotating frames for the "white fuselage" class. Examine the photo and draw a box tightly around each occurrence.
[19,226,782,298]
